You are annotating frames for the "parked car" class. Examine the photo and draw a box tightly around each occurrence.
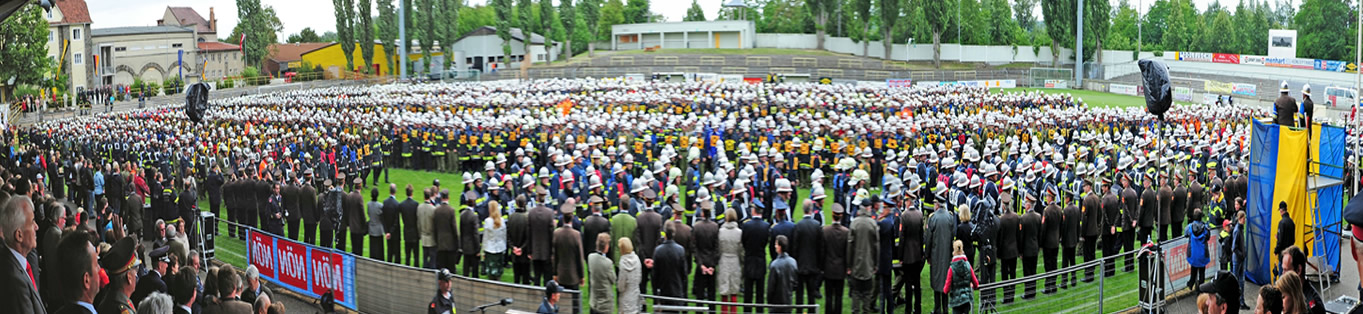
[1324,86,1357,108]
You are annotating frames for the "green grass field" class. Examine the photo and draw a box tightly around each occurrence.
[995,87,1203,110]
[202,168,1147,312]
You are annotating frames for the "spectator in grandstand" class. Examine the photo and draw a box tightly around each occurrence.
[50,230,98,314]
[137,292,172,314]
[171,266,198,314]
[252,294,270,314]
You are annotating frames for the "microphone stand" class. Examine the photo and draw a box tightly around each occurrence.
[474,298,513,314]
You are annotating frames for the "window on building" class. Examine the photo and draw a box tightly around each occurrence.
[172,43,182,48]
[72,29,80,40]
[46,10,51,19]
[114,47,126,52]
[537,54,544,61]
[48,30,53,42]
[619,34,639,43]
[73,53,82,64]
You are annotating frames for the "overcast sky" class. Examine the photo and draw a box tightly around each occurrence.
[87,0,1303,42]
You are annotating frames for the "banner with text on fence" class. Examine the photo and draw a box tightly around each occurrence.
[1212,53,1241,64]
[1174,87,1194,102]
[1205,80,1235,94]
[886,79,913,88]
[1242,55,1267,65]
[1109,83,1140,96]
[1233,83,1257,96]
[1161,232,1222,294]
[248,229,358,310]
[1266,57,1316,69]
[1044,80,1069,89]
[1177,51,1213,62]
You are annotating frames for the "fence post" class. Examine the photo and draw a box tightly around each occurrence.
[1099,260,1106,314]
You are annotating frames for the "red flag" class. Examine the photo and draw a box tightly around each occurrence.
[238,33,246,52]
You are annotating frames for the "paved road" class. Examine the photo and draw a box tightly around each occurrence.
[15,79,374,126]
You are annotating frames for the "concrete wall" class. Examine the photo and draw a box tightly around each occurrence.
[747,33,1172,66]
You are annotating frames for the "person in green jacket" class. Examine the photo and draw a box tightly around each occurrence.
[610,198,638,265]
[944,240,980,314]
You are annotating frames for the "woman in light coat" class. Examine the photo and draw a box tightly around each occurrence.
[716,209,744,314]
[616,237,643,314]
[482,201,508,280]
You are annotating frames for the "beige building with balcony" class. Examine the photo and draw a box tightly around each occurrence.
[92,26,201,86]
[45,0,94,92]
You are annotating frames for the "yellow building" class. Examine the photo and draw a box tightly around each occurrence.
[299,43,443,77]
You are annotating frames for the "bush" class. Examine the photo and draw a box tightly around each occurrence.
[218,78,235,89]
[162,77,184,95]
[144,81,161,97]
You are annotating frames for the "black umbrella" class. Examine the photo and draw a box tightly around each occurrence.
[1139,59,1172,120]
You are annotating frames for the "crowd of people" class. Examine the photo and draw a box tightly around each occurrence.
[0,78,1345,314]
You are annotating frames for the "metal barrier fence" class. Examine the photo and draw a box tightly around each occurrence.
[640,294,820,313]
[213,220,583,314]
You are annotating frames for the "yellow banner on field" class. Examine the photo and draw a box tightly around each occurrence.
[1205,80,1234,94]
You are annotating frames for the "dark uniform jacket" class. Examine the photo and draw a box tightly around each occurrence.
[692,219,720,273]
[1158,186,1174,226]
[1020,210,1042,257]
[1171,186,1188,223]
[790,216,824,276]
[582,214,612,258]
[507,211,530,258]
[400,197,421,243]
[1122,187,1140,231]
[1274,94,1298,126]
[1083,193,1104,237]
[96,292,135,314]
[902,208,925,264]
[282,185,300,223]
[459,208,481,255]
[344,191,367,235]
[1103,193,1123,235]
[527,206,555,261]
[0,247,45,314]
[299,185,318,225]
[428,293,453,314]
[998,211,1021,259]
[634,210,664,261]
[766,252,798,305]
[822,222,850,280]
[1062,204,1082,248]
[553,226,584,286]
[1140,187,1158,228]
[653,239,687,297]
[434,203,459,252]
[131,270,166,304]
[1042,204,1063,249]
[740,216,771,279]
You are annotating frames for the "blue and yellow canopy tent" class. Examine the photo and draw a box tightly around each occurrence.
[1245,119,1346,285]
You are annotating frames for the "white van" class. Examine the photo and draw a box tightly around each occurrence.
[1323,86,1357,108]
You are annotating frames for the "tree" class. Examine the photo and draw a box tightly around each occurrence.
[377,0,398,74]
[0,3,51,100]
[1141,0,1173,50]
[589,0,614,55]
[1083,0,1110,62]
[418,0,440,72]
[518,0,535,57]
[989,0,1018,46]
[1295,0,1354,61]
[762,0,809,34]
[288,27,322,43]
[1013,0,1038,31]
[878,0,899,59]
[1106,0,1138,51]
[540,0,556,60]
[441,0,460,70]
[321,31,339,42]
[1162,0,1198,53]
[922,0,953,67]
[561,0,577,60]
[494,0,514,67]
[684,0,707,21]
[334,0,356,71]
[234,0,283,69]
[623,0,649,23]
[801,0,834,49]
[358,0,375,73]
[853,0,871,56]
[1041,0,1072,65]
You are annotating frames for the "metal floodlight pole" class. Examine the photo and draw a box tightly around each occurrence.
[1138,0,1142,55]
[399,0,408,80]
[1076,0,1084,87]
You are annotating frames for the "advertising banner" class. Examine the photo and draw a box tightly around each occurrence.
[1212,53,1241,64]
[1242,55,1267,65]
[1205,80,1235,94]
[1233,83,1258,96]
[1266,57,1315,69]
[249,229,358,310]
[1316,60,1349,72]
[742,77,764,84]
[1177,51,1214,62]
[887,78,913,88]
[1174,87,1194,102]
[1110,84,1140,96]
[1160,233,1222,294]
[1204,94,1223,105]
[1045,80,1069,89]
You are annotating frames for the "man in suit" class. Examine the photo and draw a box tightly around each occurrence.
[51,230,98,314]
[634,190,664,294]
[692,201,720,303]
[740,201,771,309]
[527,189,557,286]
[650,222,688,306]
[380,184,401,263]
[553,204,584,289]
[207,265,253,314]
[1157,173,1174,243]
[1062,186,1083,289]
[460,191,483,277]
[1019,193,1043,300]
[900,194,927,312]
[344,178,368,256]
[582,197,612,260]
[876,198,898,313]
[399,185,421,266]
[1171,173,1188,239]
[790,199,824,306]
[132,246,171,304]
[206,166,225,228]
[1103,178,1123,277]
[767,235,799,314]
[1,196,45,314]
[433,189,460,271]
[822,204,851,313]
[508,195,532,285]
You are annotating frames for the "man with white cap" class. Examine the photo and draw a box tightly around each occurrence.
[1299,83,1315,127]
[1274,81,1297,126]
